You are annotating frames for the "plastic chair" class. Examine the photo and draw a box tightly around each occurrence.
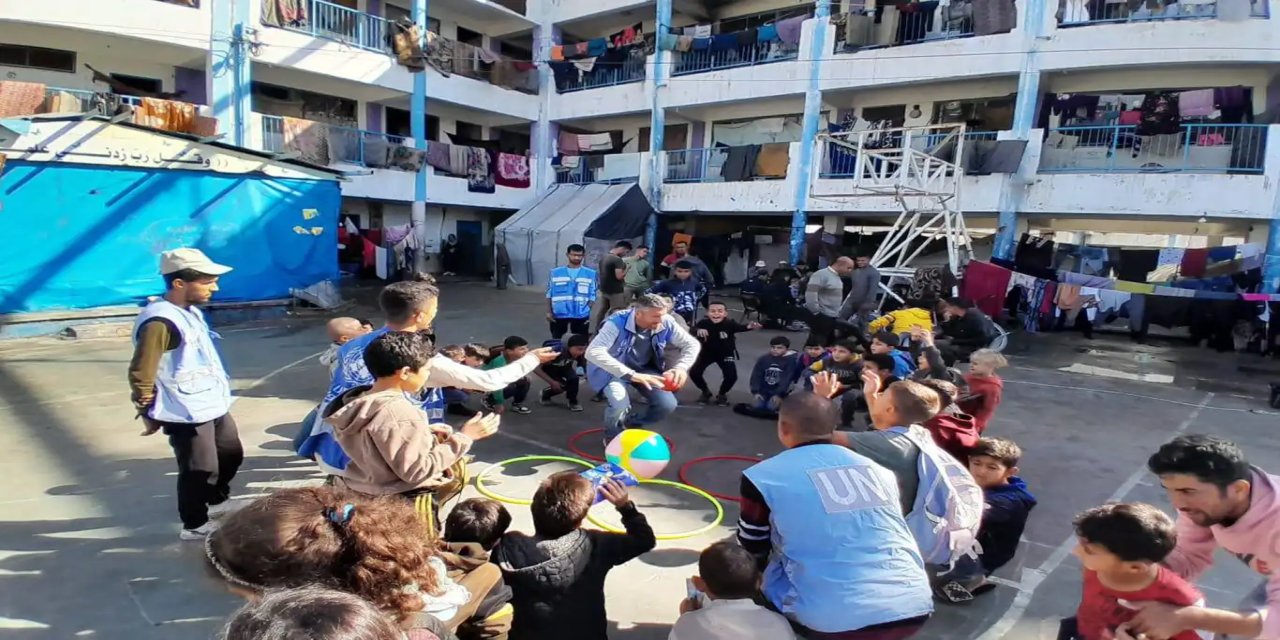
[740,293,763,323]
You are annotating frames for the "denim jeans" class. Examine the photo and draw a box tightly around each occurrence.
[602,379,679,443]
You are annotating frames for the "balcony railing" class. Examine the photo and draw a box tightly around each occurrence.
[819,130,999,178]
[1058,0,1269,26]
[665,148,727,182]
[1039,124,1267,174]
[837,5,976,52]
[671,40,798,76]
[555,153,643,184]
[558,56,647,93]
[270,0,392,53]
[43,86,158,112]
[260,114,407,167]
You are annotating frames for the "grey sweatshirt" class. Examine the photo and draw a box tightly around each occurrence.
[841,265,881,318]
[805,267,846,317]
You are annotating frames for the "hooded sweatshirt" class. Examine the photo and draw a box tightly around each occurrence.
[978,476,1037,574]
[1164,468,1280,639]
[959,373,1004,433]
[325,386,471,496]
[751,351,800,397]
[493,504,655,640]
[923,407,980,465]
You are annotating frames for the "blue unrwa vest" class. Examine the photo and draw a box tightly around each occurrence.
[585,310,675,392]
[548,265,597,319]
[744,444,933,633]
[132,301,233,424]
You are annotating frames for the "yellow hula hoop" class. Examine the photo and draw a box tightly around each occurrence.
[586,478,725,541]
[474,455,596,506]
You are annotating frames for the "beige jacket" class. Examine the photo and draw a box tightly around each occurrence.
[326,387,472,496]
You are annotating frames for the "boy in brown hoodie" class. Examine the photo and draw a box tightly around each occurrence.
[442,498,516,639]
[326,331,500,500]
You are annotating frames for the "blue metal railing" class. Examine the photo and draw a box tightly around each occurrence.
[275,0,392,53]
[42,87,165,112]
[672,40,797,76]
[819,131,998,178]
[839,6,974,50]
[259,114,407,167]
[1059,0,1268,26]
[1039,123,1267,174]
[555,153,643,184]
[558,56,647,93]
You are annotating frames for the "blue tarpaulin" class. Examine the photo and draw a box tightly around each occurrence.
[0,161,340,314]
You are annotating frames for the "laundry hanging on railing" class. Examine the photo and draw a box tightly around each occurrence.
[0,81,48,118]
[261,0,309,28]
[495,152,530,188]
[394,18,426,71]
[281,116,331,166]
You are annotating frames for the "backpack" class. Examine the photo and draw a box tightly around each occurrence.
[900,425,985,567]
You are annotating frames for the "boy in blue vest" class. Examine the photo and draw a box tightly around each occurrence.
[129,248,241,541]
[585,293,702,446]
[738,392,933,637]
[546,244,597,339]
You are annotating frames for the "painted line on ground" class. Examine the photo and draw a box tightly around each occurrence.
[232,350,325,401]
[975,392,1212,640]
[1005,378,1270,414]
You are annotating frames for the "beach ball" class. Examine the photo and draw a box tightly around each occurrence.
[605,429,671,479]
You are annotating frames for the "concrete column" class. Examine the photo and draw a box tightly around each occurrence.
[1260,125,1280,291]
[993,0,1047,261]
[646,0,673,258]
[209,0,252,146]
[533,23,560,191]
[411,0,429,271]
[789,3,831,265]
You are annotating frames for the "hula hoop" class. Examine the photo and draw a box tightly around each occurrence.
[677,455,761,503]
[586,478,725,541]
[474,455,596,506]
[567,428,676,463]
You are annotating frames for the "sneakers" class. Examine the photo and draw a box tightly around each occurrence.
[567,403,584,412]
[180,521,217,541]
[539,388,555,406]
[206,500,240,519]
[715,394,730,407]
[696,392,712,405]
[591,392,604,403]
[511,403,532,414]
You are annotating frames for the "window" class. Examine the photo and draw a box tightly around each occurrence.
[639,124,689,152]
[456,26,483,46]
[0,44,76,73]
[110,74,162,97]
[498,41,531,61]
[385,108,439,141]
[497,129,530,154]
[455,120,483,142]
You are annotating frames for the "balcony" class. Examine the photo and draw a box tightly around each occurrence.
[665,146,791,183]
[556,56,647,93]
[1039,124,1268,174]
[260,114,412,168]
[555,153,643,184]
[672,39,799,76]
[818,130,999,178]
[265,0,392,53]
[1058,0,1269,27]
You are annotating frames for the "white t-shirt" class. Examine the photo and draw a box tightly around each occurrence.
[668,598,797,640]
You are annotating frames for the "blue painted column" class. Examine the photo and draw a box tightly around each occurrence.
[993,0,1046,261]
[1265,191,1280,292]
[646,0,673,258]
[789,0,831,264]
[209,0,252,146]
[533,23,560,191]
[410,0,429,267]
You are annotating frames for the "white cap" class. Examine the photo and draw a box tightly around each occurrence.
[159,248,233,276]
[754,260,767,268]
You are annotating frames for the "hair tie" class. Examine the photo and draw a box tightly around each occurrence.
[326,504,356,525]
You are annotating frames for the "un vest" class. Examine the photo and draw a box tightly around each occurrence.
[548,265,596,319]
[585,310,674,392]
[744,444,933,633]
[133,301,232,424]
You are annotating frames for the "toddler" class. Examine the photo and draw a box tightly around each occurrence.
[958,349,1007,433]
[321,316,373,374]
[222,586,403,640]
[670,542,796,640]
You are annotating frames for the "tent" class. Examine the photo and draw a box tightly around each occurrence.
[495,183,655,287]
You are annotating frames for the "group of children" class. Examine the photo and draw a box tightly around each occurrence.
[435,335,590,415]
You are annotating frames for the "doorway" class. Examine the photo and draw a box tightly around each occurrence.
[455,220,485,276]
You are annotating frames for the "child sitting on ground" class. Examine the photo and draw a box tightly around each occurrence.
[1065,503,1204,640]
[796,338,825,377]
[321,316,374,374]
[484,336,533,415]
[908,327,967,389]
[439,345,476,417]
[749,336,800,411]
[493,473,656,640]
[670,542,796,640]
[841,353,901,429]
[325,331,499,501]
[869,331,916,380]
[867,300,935,344]
[958,349,1007,433]
[441,498,516,640]
[691,301,762,406]
[535,334,589,412]
[222,586,405,640]
[805,338,863,392]
[463,343,490,368]
[932,437,1036,603]
[916,379,980,464]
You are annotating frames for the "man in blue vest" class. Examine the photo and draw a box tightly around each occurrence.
[129,248,240,541]
[585,293,701,445]
[737,391,934,639]
[546,243,597,339]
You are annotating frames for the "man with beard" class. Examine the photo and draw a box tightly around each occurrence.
[546,244,597,339]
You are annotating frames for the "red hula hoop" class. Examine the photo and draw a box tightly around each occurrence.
[677,455,761,503]
[567,428,677,464]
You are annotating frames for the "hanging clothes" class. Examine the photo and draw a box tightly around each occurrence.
[960,261,1013,318]
[448,144,470,176]
[721,145,761,181]
[775,16,806,45]
[466,147,495,193]
[973,0,1017,35]
[1135,92,1181,136]
[281,117,330,166]
[1180,248,1209,278]
[1178,90,1216,118]
[1157,247,1186,268]
[1116,248,1159,282]
[754,143,790,177]
[425,141,451,172]
[0,81,49,118]
[1207,245,1238,263]
[1015,234,1055,270]
[495,153,530,188]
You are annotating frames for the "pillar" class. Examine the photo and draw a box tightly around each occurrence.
[789,0,831,264]
[1265,222,1280,293]
[410,0,429,270]
[533,23,560,191]
[993,0,1047,261]
[646,0,673,260]
[209,0,251,146]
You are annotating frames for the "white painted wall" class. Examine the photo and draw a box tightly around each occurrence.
[2,0,211,52]
[0,24,188,94]
[1042,14,1280,75]
[1044,66,1273,114]
[340,162,539,209]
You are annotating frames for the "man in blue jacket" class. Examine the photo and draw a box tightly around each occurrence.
[585,293,701,445]
[546,244,597,339]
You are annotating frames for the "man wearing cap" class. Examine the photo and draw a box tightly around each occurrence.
[128,248,240,541]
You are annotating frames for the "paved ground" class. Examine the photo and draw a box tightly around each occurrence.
[1,280,1278,639]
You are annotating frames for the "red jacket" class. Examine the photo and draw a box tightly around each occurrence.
[959,374,1003,433]
[924,409,980,464]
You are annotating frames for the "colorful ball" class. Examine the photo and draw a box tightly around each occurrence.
[605,429,671,479]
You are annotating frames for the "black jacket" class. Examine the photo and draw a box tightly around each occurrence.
[493,503,655,640]
[942,311,1000,347]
